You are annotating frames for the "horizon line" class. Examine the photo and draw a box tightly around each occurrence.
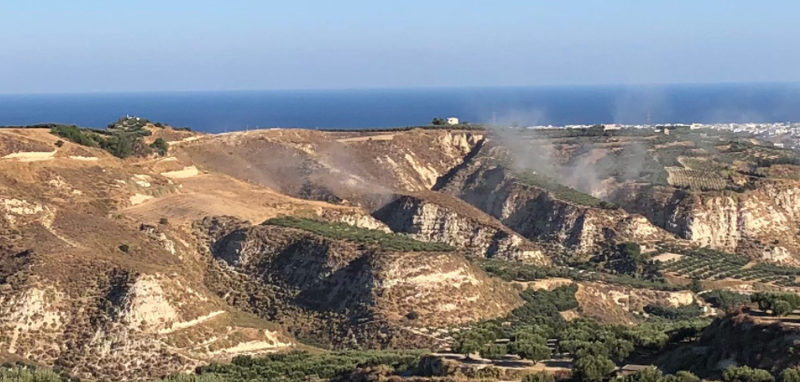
[2,80,799,97]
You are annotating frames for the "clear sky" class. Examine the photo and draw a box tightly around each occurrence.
[1,1,799,94]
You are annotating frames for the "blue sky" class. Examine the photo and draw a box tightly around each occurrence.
[1,1,799,94]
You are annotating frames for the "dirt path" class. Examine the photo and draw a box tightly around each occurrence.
[336,133,397,143]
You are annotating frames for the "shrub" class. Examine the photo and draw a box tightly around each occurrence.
[662,371,701,382]
[781,368,800,382]
[572,354,616,382]
[617,367,663,382]
[508,338,551,363]
[643,304,703,320]
[700,290,751,311]
[0,365,63,382]
[722,366,774,382]
[150,138,169,156]
[524,371,556,382]
[773,300,792,316]
[479,343,508,360]
[50,125,99,147]
[119,244,130,253]
[159,218,169,225]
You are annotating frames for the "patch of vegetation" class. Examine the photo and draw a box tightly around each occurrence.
[481,259,685,292]
[667,168,729,191]
[515,171,618,209]
[195,351,424,382]
[509,284,578,329]
[264,216,455,252]
[722,366,775,382]
[751,292,800,316]
[49,117,161,159]
[50,124,100,147]
[644,304,704,320]
[592,243,658,278]
[660,247,800,286]
[150,138,169,156]
[614,367,701,382]
[0,364,73,382]
[699,290,751,312]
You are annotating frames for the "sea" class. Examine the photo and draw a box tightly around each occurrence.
[1,83,799,132]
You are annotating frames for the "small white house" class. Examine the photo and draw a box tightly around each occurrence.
[446,117,459,125]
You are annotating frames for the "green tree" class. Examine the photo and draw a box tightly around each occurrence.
[722,366,775,382]
[663,371,701,382]
[689,278,703,294]
[617,367,662,382]
[451,337,481,358]
[773,300,792,316]
[479,343,508,360]
[572,354,616,382]
[700,290,750,312]
[509,338,551,363]
[150,138,169,156]
[523,371,556,382]
[781,368,800,382]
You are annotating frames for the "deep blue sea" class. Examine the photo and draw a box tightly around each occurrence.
[1,84,799,132]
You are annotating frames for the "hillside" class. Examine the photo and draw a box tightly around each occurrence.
[4,124,800,381]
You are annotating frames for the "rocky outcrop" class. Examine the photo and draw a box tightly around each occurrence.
[317,209,391,232]
[0,268,292,381]
[610,180,800,264]
[374,194,550,264]
[196,216,521,340]
[437,145,670,254]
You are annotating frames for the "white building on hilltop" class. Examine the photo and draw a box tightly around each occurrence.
[446,117,460,125]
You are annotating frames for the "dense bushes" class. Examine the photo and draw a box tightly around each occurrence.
[264,216,455,252]
[700,290,751,311]
[510,284,578,328]
[46,117,171,159]
[191,351,424,382]
[614,368,701,382]
[751,292,800,316]
[150,138,169,156]
[452,323,551,363]
[592,242,661,280]
[722,366,775,382]
[0,365,68,382]
[50,124,99,147]
[643,304,703,320]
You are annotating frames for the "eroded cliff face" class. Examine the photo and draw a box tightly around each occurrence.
[195,216,521,346]
[0,268,292,381]
[611,180,800,264]
[374,194,550,264]
[438,147,670,254]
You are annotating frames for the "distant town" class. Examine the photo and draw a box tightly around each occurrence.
[526,121,800,149]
